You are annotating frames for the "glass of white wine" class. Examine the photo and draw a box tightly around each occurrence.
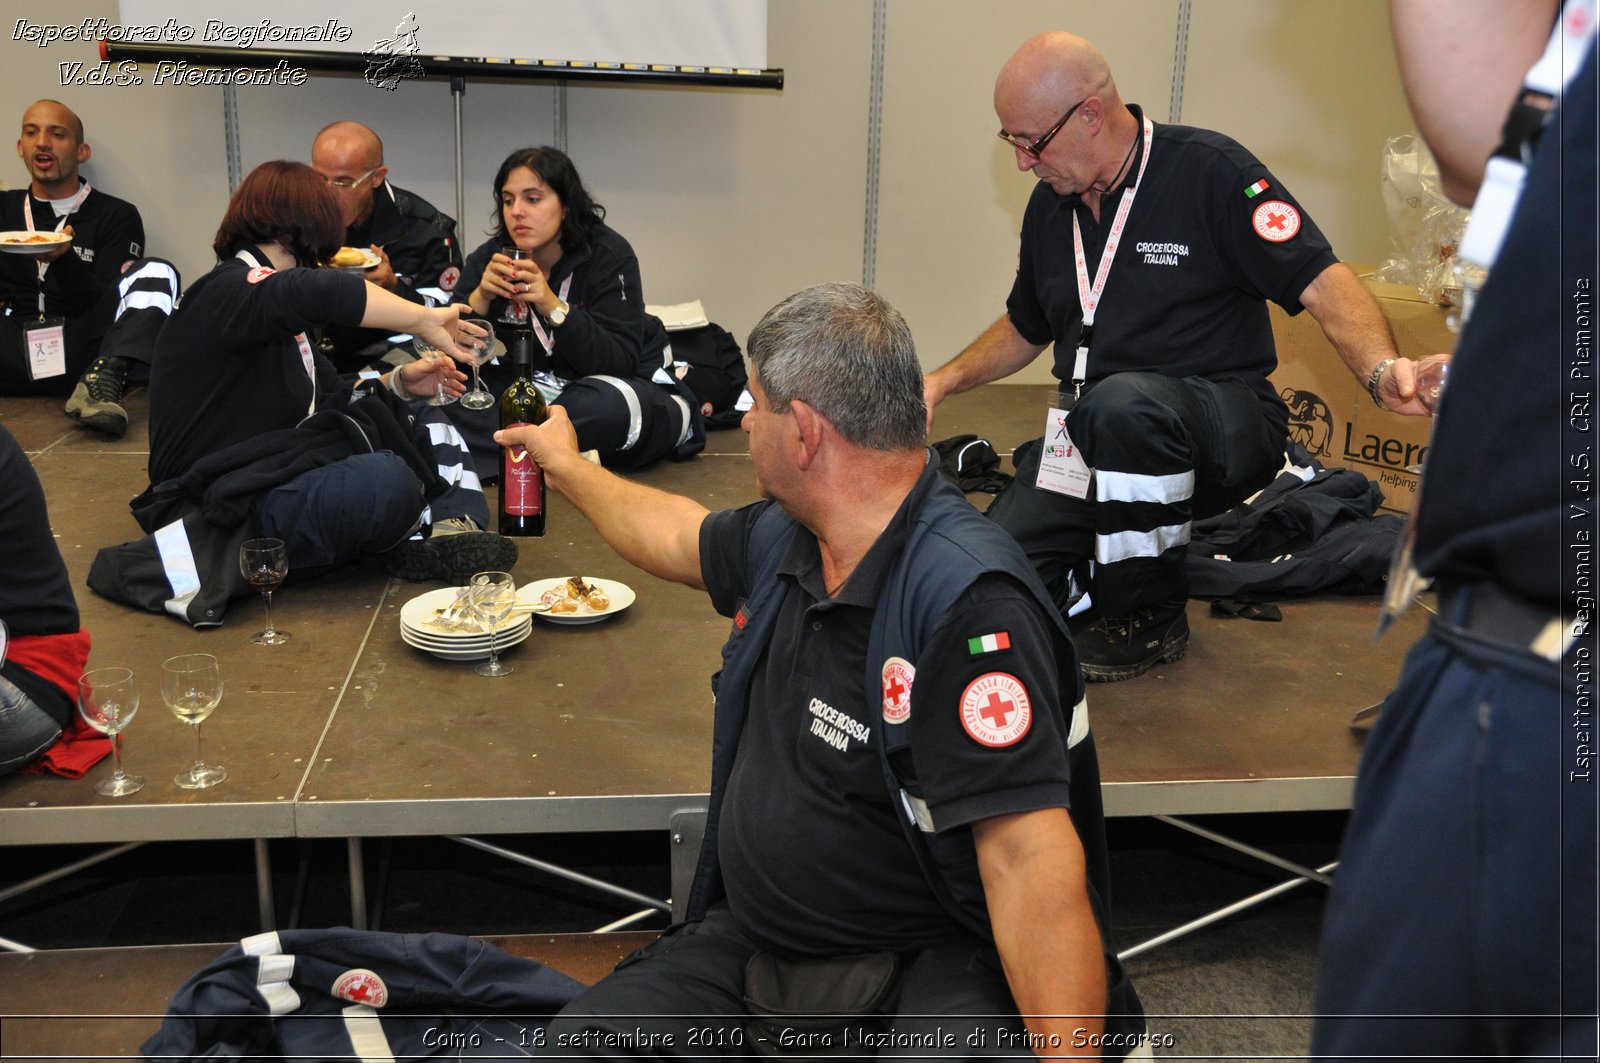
[457,318,497,410]
[78,666,145,797]
[239,538,290,645]
[162,653,227,789]
[471,570,517,678]
[412,337,459,407]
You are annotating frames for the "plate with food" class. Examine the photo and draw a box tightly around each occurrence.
[0,230,70,253]
[329,246,382,271]
[517,575,635,625]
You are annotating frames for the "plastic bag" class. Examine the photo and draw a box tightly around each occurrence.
[1374,133,1473,305]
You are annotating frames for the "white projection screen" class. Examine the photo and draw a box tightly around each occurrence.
[118,0,768,70]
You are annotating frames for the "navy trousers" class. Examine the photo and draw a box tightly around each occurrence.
[987,373,1281,616]
[1312,623,1598,1058]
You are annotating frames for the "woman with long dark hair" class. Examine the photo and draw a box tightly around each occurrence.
[454,147,701,470]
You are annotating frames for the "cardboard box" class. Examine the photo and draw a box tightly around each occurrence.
[1268,271,1455,515]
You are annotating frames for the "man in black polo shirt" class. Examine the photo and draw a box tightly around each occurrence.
[925,32,1434,681]
[310,120,463,370]
[497,284,1148,1057]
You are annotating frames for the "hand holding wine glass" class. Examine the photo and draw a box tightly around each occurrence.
[239,538,290,645]
[78,666,145,797]
[412,337,460,407]
[471,570,517,678]
[162,653,227,789]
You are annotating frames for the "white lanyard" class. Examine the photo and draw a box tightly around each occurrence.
[1459,0,1595,273]
[235,249,319,415]
[1068,118,1154,395]
[527,274,574,359]
[22,180,91,316]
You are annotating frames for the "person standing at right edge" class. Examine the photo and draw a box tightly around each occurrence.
[924,32,1431,681]
[1312,2,1597,1058]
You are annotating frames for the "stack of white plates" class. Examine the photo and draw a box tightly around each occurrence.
[399,586,533,662]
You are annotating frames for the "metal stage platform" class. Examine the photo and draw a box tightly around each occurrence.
[0,385,1421,947]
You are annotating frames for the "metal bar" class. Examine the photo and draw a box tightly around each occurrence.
[554,84,568,155]
[0,841,143,906]
[592,908,660,933]
[102,42,784,89]
[346,837,368,930]
[448,835,671,913]
[1169,0,1192,124]
[222,85,242,192]
[0,934,36,954]
[254,838,276,932]
[1155,815,1335,886]
[1118,860,1338,962]
[452,77,467,240]
[860,0,887,289]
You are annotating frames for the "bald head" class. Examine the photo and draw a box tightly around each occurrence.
[311,120,387,228]
[995,32,1119,122]
[17,99,88,196]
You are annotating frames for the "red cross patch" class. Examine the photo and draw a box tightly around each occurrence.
[439,264,461,292]
[881,656,915,724]
[959,672,1032,748]
[1251,200,1301,243]
[246,266,275,284]
[331,968,388,1007]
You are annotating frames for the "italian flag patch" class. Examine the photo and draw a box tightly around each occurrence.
[967,631,1011,656]
[1245,179,1270,199]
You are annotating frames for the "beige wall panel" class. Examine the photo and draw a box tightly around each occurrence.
[1181,0,1412,267]
[562,0,873,343]
[875,0,1183,383]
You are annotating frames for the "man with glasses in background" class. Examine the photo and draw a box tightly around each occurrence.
[310,120,463,370]
[924,32,1429,681]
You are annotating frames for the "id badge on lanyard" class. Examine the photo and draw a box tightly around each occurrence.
[1035,118,1154,500]
[19,184,90,382]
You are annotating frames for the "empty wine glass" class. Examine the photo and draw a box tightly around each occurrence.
[457,318,497,410]
[471,570,517,678]
[162,653,227,789]
[412,337,458,407]
[78,666,144,797]
[239,538,290,645]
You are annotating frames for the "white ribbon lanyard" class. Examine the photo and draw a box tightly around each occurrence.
[235,249,318,416]
[22,180,91,317]
[1459,0,1595,275]
[527,274,573,360]
[1068,117,1154,397]
[1036,118,1154,500]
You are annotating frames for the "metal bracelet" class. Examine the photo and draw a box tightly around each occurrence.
[1366,357,1396,409]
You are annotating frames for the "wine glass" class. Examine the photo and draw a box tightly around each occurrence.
[162,653,227,789]
[412,337,458,407]
[77,667,144,797]
[471,570,517,678]
[239,538,290,645]
[457,318,497,410]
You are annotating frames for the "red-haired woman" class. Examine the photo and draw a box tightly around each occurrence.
[145,160,514,584]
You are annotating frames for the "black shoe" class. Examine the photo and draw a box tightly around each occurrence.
[1070,599,1190,682]
[64,356,129,438]
[386,517,519,583]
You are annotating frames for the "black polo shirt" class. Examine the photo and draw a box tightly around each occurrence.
[700,464,1075,955]
[1007,105,1337,433]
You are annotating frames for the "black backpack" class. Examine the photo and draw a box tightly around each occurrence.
[667,323,748,428]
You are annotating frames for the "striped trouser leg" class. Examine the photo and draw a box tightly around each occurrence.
[414,408,490,530]
[100,258,181,367]
[1069,372,1281,616]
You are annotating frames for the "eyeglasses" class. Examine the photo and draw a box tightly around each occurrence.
[321,166,380,191]
[997,100,1083,159]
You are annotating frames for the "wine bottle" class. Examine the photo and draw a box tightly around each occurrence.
[499,328,547,537]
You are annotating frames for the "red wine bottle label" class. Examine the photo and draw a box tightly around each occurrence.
[502,422,543,516]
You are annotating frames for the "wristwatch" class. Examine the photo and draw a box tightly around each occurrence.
[547,299,570,326]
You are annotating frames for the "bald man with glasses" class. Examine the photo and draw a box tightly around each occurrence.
[310,120,463,369]
[925,31,1429,682]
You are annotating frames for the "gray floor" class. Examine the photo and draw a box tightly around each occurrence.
[0,811,1344,1059]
